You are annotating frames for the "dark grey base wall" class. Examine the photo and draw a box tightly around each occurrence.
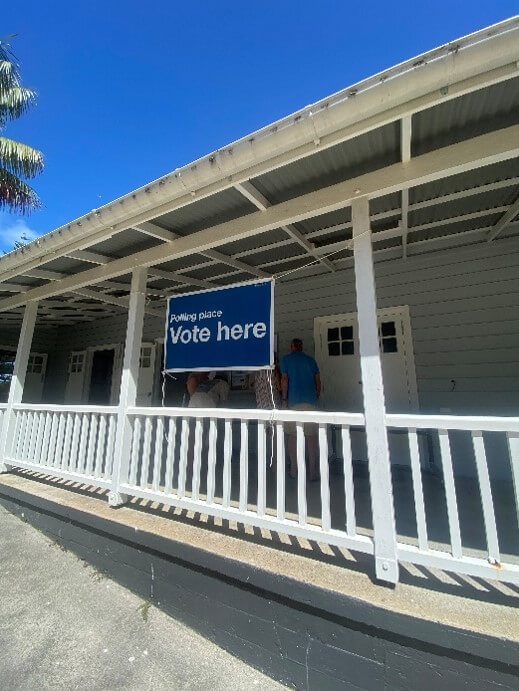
[1,489,517,691]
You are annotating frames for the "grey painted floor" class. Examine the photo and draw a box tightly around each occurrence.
[0,505,284,691]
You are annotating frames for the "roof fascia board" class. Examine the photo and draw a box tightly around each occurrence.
[0,23,517,281]
[1,123,518,313]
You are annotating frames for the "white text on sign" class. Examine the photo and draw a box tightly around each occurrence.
[169,321,267,345]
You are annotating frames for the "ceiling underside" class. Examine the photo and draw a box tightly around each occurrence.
[1,75,519,328]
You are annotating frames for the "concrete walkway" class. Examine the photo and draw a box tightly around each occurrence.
[0,505,284,691]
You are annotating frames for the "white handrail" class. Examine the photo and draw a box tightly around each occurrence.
[127,405,365,426]
[12,403,117,414]
[386,413,519,433]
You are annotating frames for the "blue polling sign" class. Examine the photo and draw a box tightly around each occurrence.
[164,279,274,372]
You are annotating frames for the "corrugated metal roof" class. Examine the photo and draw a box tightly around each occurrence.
[409,186,519,227]
[297,208,352,235]
[408,213,502,245]
[410,157,519,203]
[413,77,519,156]
[218,229,288,256]
[89,228,163,257]
[155,187,256,234]
[40,256,93,274]
[251,122,400,205]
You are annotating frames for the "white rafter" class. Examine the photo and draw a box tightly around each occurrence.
[400,116,412,260]
[133,221,268,279]
[66,249,111,265]
[234,181,336,272]
[487,195,519,242]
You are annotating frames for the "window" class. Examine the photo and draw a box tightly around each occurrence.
[139,346,153,368]
[68,352,85,374]
[327,325,354,356]
[379,321,398,353]
[27,354,44,374]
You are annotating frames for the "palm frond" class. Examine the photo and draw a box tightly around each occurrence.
[0,59,19,90]
[0,137,44,178]
[0,85,36,126]
[0,167,41,214]
[0,42,21,91]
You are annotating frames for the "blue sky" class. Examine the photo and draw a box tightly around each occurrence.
[1,1,517,252]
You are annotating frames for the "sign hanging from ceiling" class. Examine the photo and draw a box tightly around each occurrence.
[164,279,274,372]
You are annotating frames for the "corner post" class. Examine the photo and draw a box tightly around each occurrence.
[351,197,399,583]
[109,267,147,506]
[0,301,39,471]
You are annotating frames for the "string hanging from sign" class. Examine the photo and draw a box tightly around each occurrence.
[267,367,277,468]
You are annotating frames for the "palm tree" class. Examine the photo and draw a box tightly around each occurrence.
[0,39,44,214]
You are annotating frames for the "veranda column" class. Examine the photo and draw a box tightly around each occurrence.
[0,301,39,471]
[109,267,147,506]
[351,197,398,584]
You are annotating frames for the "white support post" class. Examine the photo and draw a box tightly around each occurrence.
[351,197,399,584]
[0,301,39,471]
[108,267,147,506]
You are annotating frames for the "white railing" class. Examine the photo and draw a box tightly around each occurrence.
[386,414,519,584]
[5,404,118,489]
[120,406,373,556]
[0,403,6,430]
[2,403,519,585]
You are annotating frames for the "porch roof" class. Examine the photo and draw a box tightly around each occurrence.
[1,17,518,327]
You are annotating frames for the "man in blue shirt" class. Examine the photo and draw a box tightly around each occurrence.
[280,338,321,480]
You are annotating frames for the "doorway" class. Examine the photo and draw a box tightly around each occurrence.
[314,305,418,414]
[88,348,115,405]
[315,306,421,467]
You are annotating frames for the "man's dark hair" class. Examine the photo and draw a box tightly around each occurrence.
[291,338,303,350]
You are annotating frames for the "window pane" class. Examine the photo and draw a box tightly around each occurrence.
[328,342,340,356]
[381,321,396,336]
[382,337,398,353]
[341,341,354,355]
[327,327,339,342]
[340,325,353,340]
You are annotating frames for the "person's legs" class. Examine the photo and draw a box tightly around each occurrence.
[287,433,297,478]
[306,433,319,480]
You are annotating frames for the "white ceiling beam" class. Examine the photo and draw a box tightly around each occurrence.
[232,175,519,265]
[487,195,519,242]
[410,175,519,212]
[73,288,163,318]
[66,249,111,265]
[203,249,267,278]
[134,220,268,279]
[1,123,518,312]
[307,206,511,259]
[281,224,336,272]
[308,221,519,278]
[401,116,412,163]
[0,283,29,293]
[400,116,412,259]
[234,181,335,272]
[132,221,177,242]
[234,181,270,211]
[23,268,66,280]
[67,240,215,290]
